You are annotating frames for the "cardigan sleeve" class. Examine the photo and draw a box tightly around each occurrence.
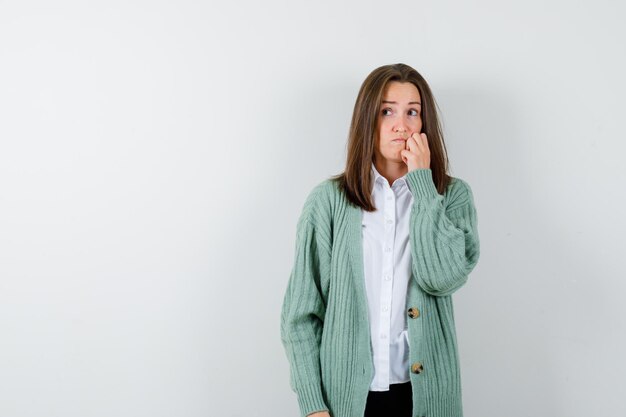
[405,168,481,296]
[280,212,330,417]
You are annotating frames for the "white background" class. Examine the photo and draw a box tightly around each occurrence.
[1,1,625,416]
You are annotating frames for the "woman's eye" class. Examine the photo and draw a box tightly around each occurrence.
[408,109,419,116]
[382,108,392,116]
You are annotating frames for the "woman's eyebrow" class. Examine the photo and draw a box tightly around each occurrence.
[382,100,421,105]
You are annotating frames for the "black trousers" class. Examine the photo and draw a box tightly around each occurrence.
[363,381,412,417]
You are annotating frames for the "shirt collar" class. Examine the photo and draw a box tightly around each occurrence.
[370,162,408,190]
[371,162,385,185]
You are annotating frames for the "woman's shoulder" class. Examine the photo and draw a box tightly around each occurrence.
[304,177,337,203]
[298,177,338,224]
[444,175,477,211]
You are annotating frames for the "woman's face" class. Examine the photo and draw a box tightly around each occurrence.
[375,81,422,164]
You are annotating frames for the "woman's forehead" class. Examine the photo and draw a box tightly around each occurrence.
[382,81,421,102]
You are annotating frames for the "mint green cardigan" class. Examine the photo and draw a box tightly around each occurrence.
[280,168,480,417]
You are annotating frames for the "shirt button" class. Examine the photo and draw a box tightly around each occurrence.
[411,362,424,374]
[385,275,391,281]
[407,307,420,318]
[385,246,391,252]
[381,334,387,339]
[382,306,388,312]
[386,219,393,224]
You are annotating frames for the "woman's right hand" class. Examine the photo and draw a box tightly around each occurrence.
[307,412,331,417]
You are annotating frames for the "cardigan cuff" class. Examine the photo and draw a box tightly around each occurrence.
[406,168,439,199]
[296,384,329,417]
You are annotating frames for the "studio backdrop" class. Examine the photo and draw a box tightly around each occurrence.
[0,1,624,416]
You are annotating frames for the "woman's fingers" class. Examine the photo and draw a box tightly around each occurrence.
[420,132,429,149]
[407,134,417,152]
[408,132,423,153]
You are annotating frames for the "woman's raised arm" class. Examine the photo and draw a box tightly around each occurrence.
[406,169,481,297]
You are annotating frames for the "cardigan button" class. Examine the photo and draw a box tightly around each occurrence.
[407,307,420,318]
[411,361,424,374]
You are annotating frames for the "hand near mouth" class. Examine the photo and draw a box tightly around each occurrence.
[400,132,431,172]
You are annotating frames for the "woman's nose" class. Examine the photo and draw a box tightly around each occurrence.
[395,122,408,132]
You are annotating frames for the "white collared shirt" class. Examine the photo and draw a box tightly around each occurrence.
[361,162,413,391]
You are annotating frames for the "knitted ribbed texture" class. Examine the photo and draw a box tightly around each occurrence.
[280,168,480,417]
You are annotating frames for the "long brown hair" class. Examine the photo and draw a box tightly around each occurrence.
[329,63,452,211]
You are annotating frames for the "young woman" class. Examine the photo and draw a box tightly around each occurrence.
[280,63,480,417]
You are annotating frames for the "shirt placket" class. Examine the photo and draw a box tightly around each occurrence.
[378,184,396,388]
